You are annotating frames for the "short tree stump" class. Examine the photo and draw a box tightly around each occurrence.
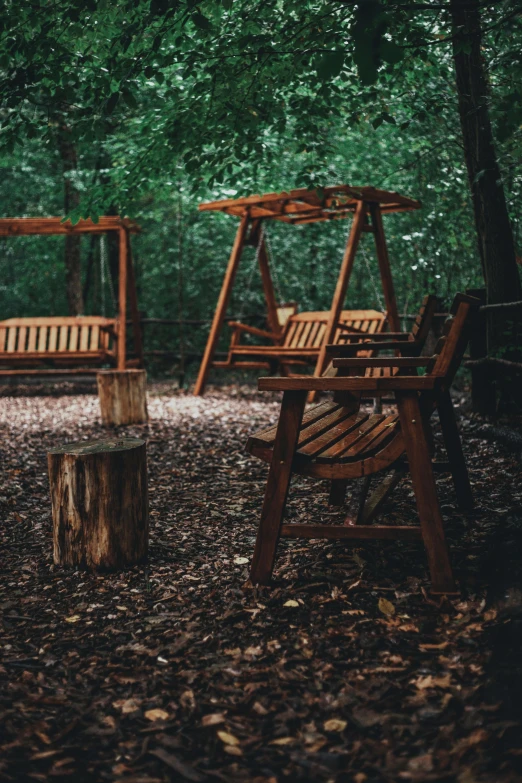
[48,437,148,570]
[97,369,148,426]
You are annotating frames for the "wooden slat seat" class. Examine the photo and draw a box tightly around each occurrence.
[245,293,481,594]
[0,316,117,373]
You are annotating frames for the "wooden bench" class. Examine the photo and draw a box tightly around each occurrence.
[0,316,117,375]
[215,309,386,372]
[246,293,480,594]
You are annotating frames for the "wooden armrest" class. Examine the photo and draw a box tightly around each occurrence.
[227,321,279,341]
[332,357,430,368]
[326,340,418,355]
[335,332,409,343]
[258,375,438,392]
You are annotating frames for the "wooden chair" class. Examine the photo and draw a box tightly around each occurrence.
[215,309,386,372]
[0,316,117,375]
[246,293,480,594]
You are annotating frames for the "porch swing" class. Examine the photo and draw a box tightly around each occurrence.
[0,216,143,376]
[194,185,421,395]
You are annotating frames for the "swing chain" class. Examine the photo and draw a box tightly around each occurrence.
[264,227,284,306]
[361,241,385,313]
[236,223,264,323]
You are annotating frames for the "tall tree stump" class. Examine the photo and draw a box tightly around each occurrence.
[48,437,148,570]
[97,369,148,426]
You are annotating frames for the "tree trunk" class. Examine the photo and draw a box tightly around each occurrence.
[97,369,148,426]
[450,0,522,352]
[58,125,84,316]
[48,437,148,570]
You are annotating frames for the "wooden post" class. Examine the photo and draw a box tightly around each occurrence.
[194,213,249,395]
[312,199,367,383]
[467,287,495,415]
[369,202,400,331]
[49,437,148,570]
[396,391,456,594]
[127,242,144,366]
[250,390,307,585]
[257,232,281,337]
[97,369,148,426]
[117,228,128,370]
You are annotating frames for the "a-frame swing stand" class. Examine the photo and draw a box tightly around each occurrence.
[194,185,421,396]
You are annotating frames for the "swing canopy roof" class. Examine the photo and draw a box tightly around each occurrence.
[199,185,421,225]
[0,217,141,237]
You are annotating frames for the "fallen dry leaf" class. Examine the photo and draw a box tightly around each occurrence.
[217,730,239,746]
[324,719,347,732]
[144,708,169,722]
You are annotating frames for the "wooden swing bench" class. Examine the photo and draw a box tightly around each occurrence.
[0,316,117,376]
[216,309,386,371]
[0,216,143,377]
[246,293,479,594]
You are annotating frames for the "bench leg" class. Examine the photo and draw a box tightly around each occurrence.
[250,390,307,585]
[397,392,457,595]
[437,390,473,511]
[328,480,348,506]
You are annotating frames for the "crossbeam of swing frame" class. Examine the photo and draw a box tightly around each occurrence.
[194,186,420,396]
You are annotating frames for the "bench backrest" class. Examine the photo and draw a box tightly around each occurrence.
[0,317,116,356]
[426,293,481,386]
[282,310,385,351]
[410,294,438,343]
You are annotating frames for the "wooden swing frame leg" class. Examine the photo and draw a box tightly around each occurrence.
[437,390,474,511]
[396,391,457,595]
[250,390,307,585]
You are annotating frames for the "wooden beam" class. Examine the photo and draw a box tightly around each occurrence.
[312,200,367,382]
[127,240,144,367]
[117,228,128,370]
[369,202,400,331]
[194,213,250,395]
[280,524,421,541]
[0,217,140,236]
[258,375,437,392]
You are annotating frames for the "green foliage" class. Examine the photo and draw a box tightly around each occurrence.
[0,0,521,371]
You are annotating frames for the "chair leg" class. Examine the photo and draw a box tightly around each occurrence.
[328,480,348,506]
[396,392,457,595]
[250,390,307,585]
[437,390,473,511]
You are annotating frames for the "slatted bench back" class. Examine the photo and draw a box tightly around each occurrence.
[0,317,116,359]
[282,310,385,351]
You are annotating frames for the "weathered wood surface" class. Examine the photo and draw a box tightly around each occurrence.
[97,369,148,426]
[0,216,140,236]
[48,437,148,570]
[247,293,481,592]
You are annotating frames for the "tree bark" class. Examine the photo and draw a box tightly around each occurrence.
[450,0,522,351]
[48,437,148,570]
[58,125,84,315]
[97,369,148,426]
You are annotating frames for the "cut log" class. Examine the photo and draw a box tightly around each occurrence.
[97,369,148,426]
[48,437,148,569]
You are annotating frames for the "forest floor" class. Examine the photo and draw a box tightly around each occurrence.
[1,382,522,783]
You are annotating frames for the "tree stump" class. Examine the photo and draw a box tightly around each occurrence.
[48,437,148,570]
[97,369,148,426]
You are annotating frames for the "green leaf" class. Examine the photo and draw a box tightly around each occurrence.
[106,91,119,114]
[380,39,403,65]
[316,51,344,81]
[192,12,211,31]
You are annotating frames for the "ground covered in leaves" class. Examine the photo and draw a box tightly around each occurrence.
[1,383,522,783]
